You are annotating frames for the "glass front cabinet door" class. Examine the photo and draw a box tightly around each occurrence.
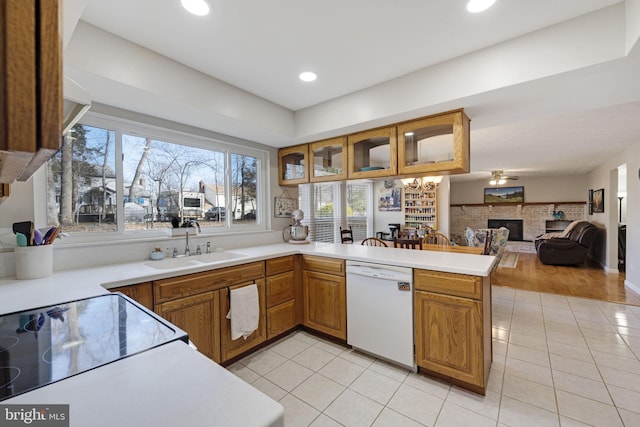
[347,126,397,179]
[397,109,470,176]
[278,144,309,186]
[310,137,347,182]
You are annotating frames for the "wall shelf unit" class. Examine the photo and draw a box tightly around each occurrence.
[403,184,438,231]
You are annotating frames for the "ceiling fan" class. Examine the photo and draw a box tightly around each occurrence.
[489,170,519,185]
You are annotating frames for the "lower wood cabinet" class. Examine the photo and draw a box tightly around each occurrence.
[414,269,491,394]
[110,282,153,310]
[302,255,346,340]
[266,261,298,339]
[156,290,221,363]
[220,279,266,362]
[415,291,482,386]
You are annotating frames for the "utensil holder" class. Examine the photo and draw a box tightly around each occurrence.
[15,245,53,280]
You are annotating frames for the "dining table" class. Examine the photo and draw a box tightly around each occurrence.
[421,243,484,254]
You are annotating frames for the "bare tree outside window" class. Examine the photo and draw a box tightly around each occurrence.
[47,124,117,232]
[47,122,262,234]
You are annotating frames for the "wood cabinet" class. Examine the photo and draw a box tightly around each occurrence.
[157,291,221,363]
[403,183,438,231]
[110,282,154,310]
[310,137,348,182]
[153,261,265,364]
[414,269,491,394]
[1,0,62,184]
[266,256,299,339]
[220,279,267,362]
[276,109,470,185]
[278,144,309,185]
[347,126,397,179]
[397,109,470,176]
[302,255,346,340]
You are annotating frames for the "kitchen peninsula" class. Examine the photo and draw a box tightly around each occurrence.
[0,242,495,425]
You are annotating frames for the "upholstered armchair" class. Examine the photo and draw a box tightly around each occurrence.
[465,227,510,270]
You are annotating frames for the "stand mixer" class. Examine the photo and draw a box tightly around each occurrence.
[283,209,309,243]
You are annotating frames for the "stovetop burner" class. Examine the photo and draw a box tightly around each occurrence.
[0,293,188,401]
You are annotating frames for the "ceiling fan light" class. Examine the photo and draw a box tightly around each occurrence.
[498,178,506,185]
[489,179,497,185]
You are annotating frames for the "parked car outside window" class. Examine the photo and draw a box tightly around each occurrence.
[205,207,226,221]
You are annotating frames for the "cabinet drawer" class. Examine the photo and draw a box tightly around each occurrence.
[414,269,482,300]
[266,255,296,276]
[303,255,345,276]
[267,270,296,308]
[154,261,265,303]
[267,299,297,339]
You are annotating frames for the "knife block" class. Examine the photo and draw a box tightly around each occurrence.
[15,245,53,280]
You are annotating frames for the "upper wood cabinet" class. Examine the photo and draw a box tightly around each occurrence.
[0,0,62,184]
[397,109,470,176]
[278,144,309,186]
[276,109,471,185]
[347,126,397,179]
[310,137,348,182]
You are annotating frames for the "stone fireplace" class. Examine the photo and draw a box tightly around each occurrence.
[449,202,587,250]
[488,219,523,241]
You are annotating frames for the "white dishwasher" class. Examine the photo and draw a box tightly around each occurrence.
[346,260,416,371]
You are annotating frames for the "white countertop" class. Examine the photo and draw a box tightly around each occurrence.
[0,241,494,426]
[6,341,284,427]
[0,242,494,315]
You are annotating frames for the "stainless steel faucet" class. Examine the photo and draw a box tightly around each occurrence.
[184,220,201,256]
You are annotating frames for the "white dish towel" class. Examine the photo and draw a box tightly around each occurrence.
[226,283,259,340]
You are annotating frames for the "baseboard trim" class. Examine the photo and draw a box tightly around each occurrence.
[625,279,640,296]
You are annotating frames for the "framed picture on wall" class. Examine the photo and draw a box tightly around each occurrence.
[592,188,604,213]
[274,197,297,217]
[483,186,524,204]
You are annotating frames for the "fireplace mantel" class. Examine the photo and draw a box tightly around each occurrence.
[451,201,586,207]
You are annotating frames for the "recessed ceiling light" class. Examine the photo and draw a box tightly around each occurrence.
[466,0,496,13]
[299,71,317,82]
[181,0,211,16]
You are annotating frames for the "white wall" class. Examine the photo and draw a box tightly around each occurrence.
[450,174,588,205]
[586,141,640,291]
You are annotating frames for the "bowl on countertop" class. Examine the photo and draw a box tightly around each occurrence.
[150,251,166,261]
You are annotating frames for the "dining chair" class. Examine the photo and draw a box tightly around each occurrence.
[423,232,450,246]
[393,237,422,250]
[340,226,354,244]
[361,237,388,247]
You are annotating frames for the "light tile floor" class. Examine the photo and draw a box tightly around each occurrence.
[229,286,640,426]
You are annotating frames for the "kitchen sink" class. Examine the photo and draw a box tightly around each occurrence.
[191,251,247,264]
[144,251,247,270]
[144,257,201,270]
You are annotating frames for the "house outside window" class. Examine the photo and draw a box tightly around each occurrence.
[46,115,267,236]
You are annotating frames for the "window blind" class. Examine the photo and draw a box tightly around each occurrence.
[299,181,372,243]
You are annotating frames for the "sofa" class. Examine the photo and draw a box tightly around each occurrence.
[535,221,599,265]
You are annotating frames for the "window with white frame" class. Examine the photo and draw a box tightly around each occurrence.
[298,181,372,243]
[46,117,266,235]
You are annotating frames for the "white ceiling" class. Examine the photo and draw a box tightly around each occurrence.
[67,0,640,182]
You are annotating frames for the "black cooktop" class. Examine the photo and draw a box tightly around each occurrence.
[0,293,188,401]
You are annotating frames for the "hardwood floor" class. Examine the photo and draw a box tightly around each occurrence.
[492,252,640,306]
